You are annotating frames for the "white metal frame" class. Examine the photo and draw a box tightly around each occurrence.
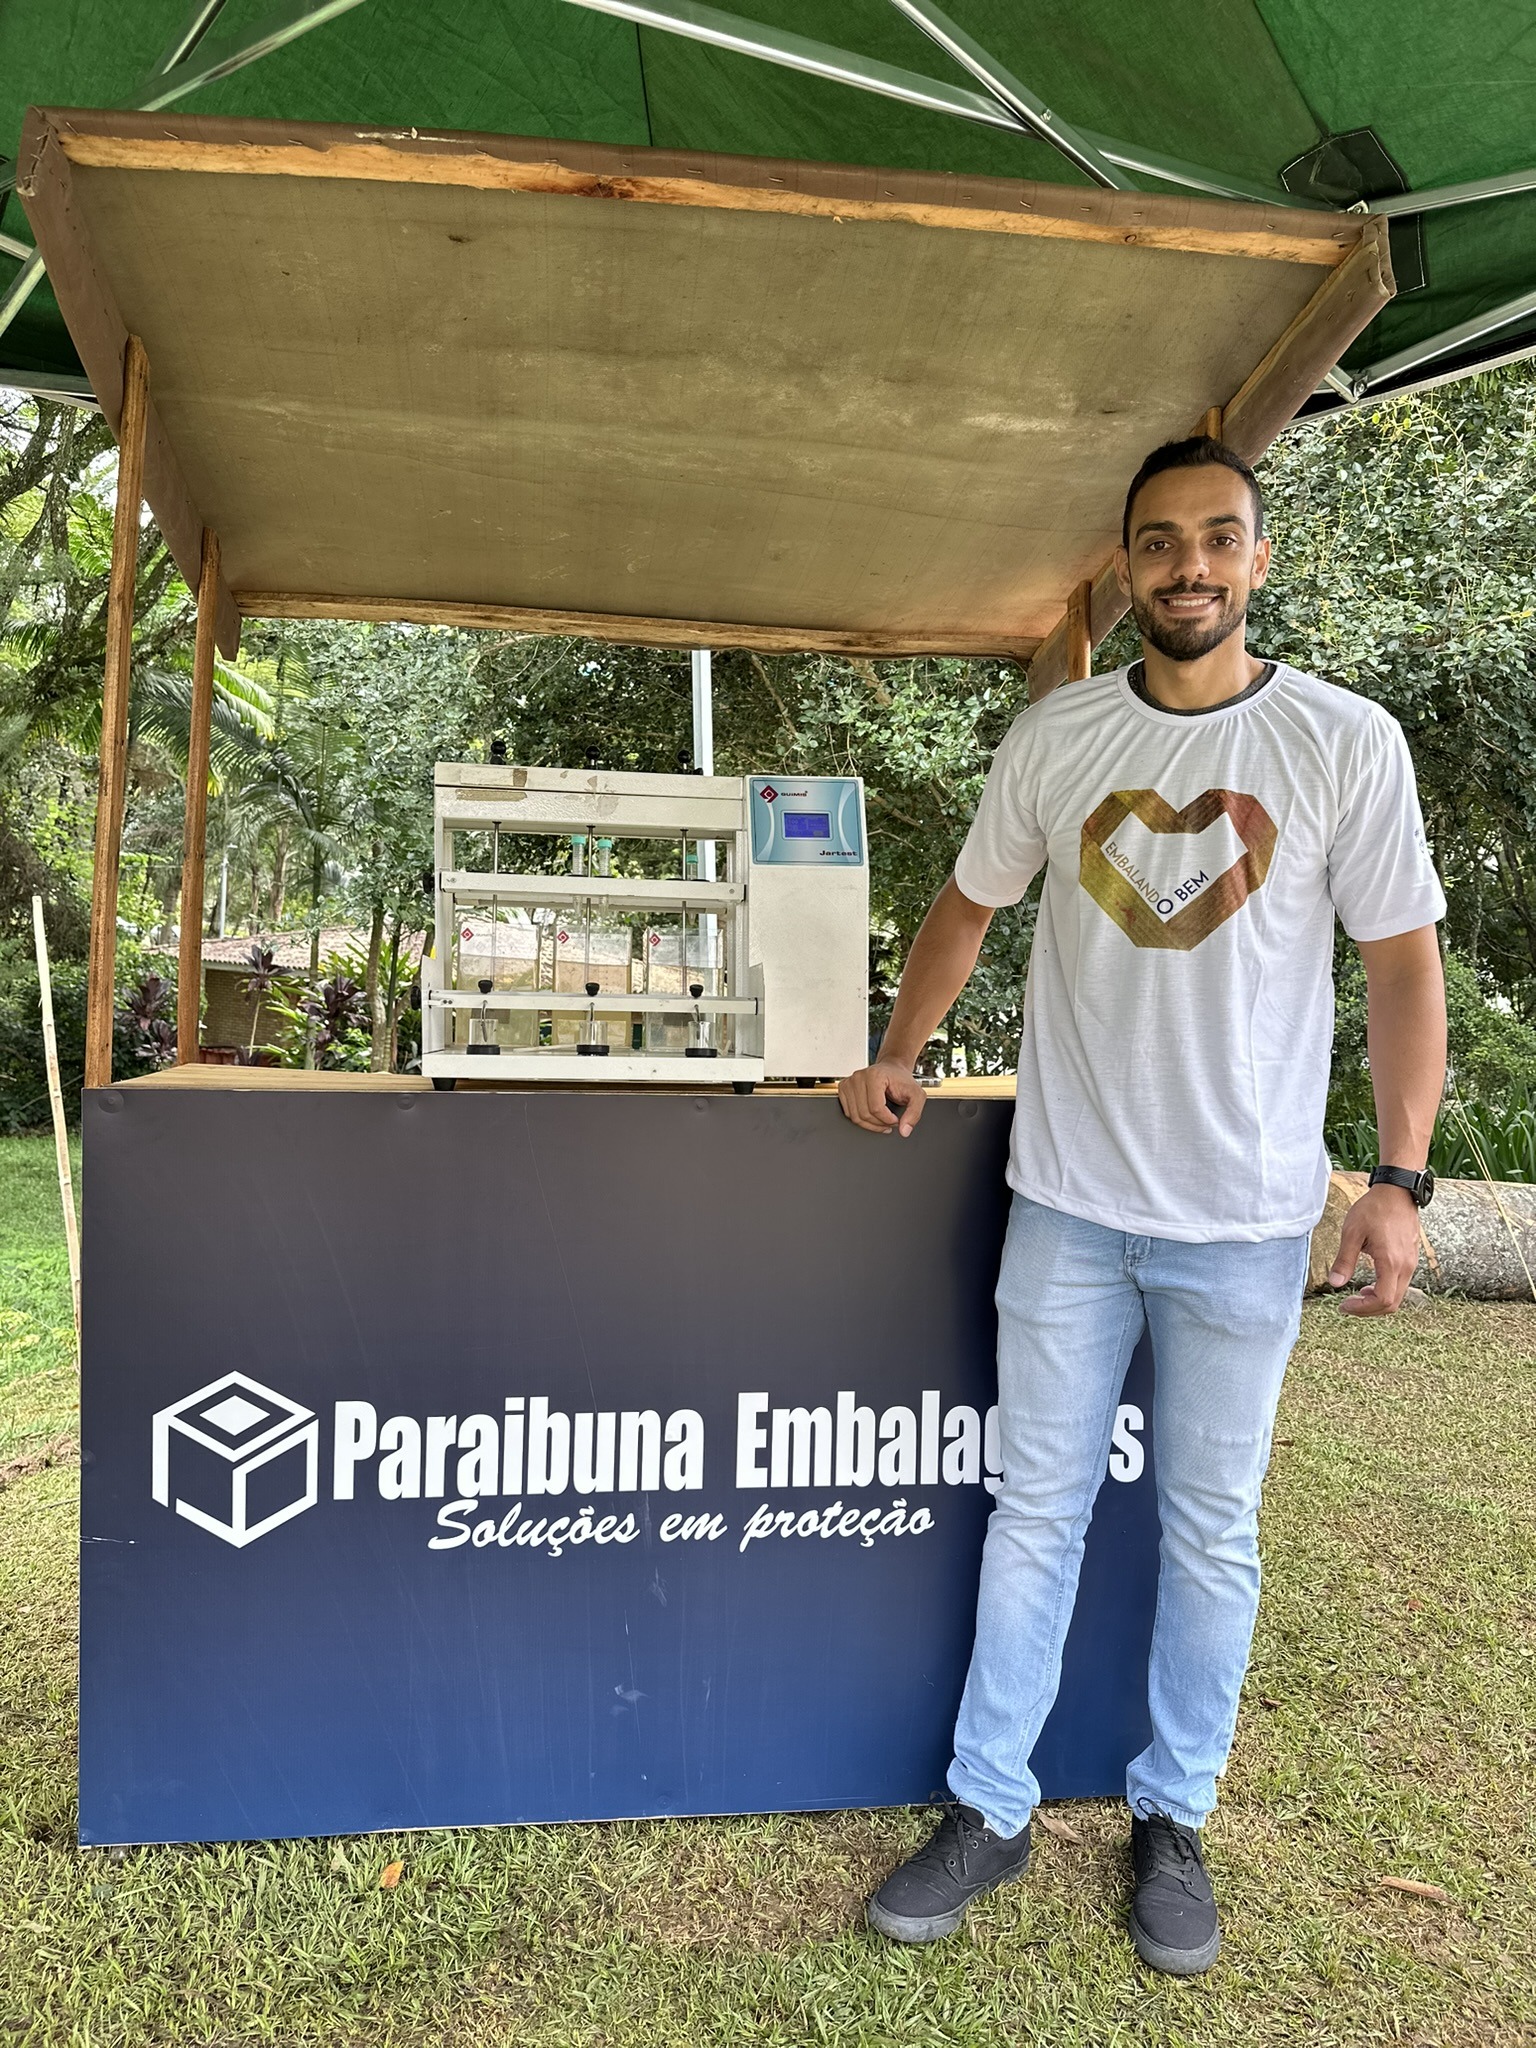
[424,764,763,1086]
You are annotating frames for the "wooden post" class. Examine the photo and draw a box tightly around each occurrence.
[1065,579,1093,682]
[85,334,150,1091]
[177,528,222,1063]
[32,895,82,1350]
[1202,405,1224,441]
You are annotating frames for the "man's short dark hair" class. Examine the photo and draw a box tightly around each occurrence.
[1121,437,1265,549]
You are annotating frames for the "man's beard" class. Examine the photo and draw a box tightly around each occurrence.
[1131,582,1248,661]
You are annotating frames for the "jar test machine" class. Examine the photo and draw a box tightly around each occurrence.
[422,764,869,1088]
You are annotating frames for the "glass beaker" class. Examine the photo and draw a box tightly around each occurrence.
[685,981,718,1061]
[577,980,610,1058]
[468,978,501,1057]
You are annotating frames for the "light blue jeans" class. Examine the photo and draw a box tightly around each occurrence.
[948,1194,1310,1835]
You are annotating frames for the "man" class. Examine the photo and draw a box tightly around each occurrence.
[839,436,1446,1975]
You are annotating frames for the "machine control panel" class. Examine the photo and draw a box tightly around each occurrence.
[748,777,865,866]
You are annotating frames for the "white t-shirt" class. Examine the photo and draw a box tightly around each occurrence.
[953,662,1445,1242]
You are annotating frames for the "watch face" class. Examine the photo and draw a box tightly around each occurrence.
[1417,1168,1436,1208]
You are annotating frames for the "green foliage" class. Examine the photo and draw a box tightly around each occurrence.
[1252,368,1536,1014]
[0,947,85,1135]
[5,374,1536,1091]
[1327,951,1536,1176]
[1327,1091,1536,1182]
[0,935,171,1133]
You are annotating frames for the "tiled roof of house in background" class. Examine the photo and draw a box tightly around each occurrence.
[201,929,424,974]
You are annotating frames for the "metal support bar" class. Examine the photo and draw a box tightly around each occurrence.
[1081,131,1325,209]
[886,0,1132,190]
[0,0,365,376]
[1359,284,1536,391]
[135,0,371,111]
[555,0,1316,205]
[0,250,44,345]
[690,649,714,777]
[691,649,715,885]
[0,229,31,260]
[1,0,369,200]
[0,368,97,407]
[1367,166,1536,218]
[557,0,1018,130]
[154,0,233,74]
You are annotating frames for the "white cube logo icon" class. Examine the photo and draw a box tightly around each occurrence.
[151,1373,318,1548]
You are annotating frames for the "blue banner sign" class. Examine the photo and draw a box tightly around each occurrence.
[81,1091,1156,1846]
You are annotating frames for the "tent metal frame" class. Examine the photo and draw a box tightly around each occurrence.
[3,0,1533,395]
[0,0,365,340]
[557,0,1536,405]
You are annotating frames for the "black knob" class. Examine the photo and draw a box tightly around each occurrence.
[478,978,493,995]
[585,746,601,770]
[585,980,600,997]
[489,738,507,764]
[690,982,704,1000]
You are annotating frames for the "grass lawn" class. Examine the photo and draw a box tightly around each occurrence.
[1,1129,1533,2046]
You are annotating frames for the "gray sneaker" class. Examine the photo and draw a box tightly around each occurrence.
[866,1803,1031,1943]
[1129,1812,1221,1975]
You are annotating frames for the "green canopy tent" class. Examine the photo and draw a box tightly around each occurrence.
[2,0,1534,409]
[1,2,1529,1086]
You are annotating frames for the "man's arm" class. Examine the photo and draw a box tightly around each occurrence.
[838,877,994,1136]
[1328,925,1446,1315]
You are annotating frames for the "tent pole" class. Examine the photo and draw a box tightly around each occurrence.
[177,528,223,1064]
[85,334,150,1091]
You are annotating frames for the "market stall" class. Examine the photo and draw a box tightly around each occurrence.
[18,105,1387,1844]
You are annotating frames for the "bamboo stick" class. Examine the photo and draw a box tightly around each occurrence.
[32,895,81,1350]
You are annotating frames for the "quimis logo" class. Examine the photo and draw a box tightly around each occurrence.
[151,1373,319,1548]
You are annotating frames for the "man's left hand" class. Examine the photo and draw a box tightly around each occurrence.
[1327,1184,1423,1315]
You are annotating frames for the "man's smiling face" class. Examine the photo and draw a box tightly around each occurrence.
[1115,464,1272,662]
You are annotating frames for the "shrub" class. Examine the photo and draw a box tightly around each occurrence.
[0,939,174,1131]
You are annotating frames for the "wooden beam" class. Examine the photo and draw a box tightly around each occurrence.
[39,110,1360,270]
[85,335,149,1092]
[1026,222,1394,702]
[234,591,1040,660]
[1220,222,1393,459]
[1065,580,1093,682]
[1202,406,1224,441]
[177,530,222,1066]
[16,111,243,657]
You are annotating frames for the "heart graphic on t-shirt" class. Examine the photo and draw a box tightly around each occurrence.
[1079,789,1277,950]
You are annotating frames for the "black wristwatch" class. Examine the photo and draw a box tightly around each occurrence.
[1368,1164,1436,1208]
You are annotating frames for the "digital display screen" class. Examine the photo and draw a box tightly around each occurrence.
[782,811,831,839]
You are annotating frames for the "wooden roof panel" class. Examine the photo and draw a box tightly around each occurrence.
[18,109,1391,659]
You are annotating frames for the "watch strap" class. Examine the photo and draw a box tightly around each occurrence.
[1368,1163,1434,1207]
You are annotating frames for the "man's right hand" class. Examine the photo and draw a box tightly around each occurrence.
[838,1060,928,1137]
